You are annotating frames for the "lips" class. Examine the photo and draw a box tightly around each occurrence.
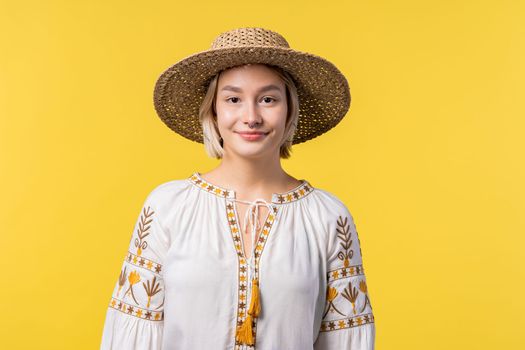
[235,131,269,141]
[236,131,269,135]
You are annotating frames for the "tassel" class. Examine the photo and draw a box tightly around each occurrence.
[247,278,261,317]
[235,314,254,345]
[235,278,261,345]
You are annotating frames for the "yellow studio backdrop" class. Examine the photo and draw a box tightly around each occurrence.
[1,0,524,348]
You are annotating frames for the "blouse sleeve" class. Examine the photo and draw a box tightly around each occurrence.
[314,202,376,350]
[100,189,168,350]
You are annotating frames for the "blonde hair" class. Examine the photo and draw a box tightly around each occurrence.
[199,64,299,159]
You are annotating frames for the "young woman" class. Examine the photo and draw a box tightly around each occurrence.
[100,27,375,349]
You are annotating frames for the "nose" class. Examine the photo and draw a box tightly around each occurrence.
[242,100,263,126]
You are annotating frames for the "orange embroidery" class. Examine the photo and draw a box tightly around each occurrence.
[359,280,373,313]
[322,286,345,318]
[124,270,141,305]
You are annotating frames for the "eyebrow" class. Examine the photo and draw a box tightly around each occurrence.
[220,84,283,93]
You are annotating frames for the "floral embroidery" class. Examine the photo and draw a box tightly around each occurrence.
[189,173,235,199]
[126,250,162,275]
[134,206,155,256]
[117,266,127,298]
[341,280,359,315]
[359,280,372,313]
[124,270,141,305]
[321,214,375,332]
[336,215,353,268]
[320,313,374,332]
[107,203,165,323]
[143,276,162,308]
[274,183,313,204]
[109,297,164,321]
[187,172,331,344]
[327,264,365,282]
[323,286,345,318]
[188,172,314,204]
[226,200,278,350]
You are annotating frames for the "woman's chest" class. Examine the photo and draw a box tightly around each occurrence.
[162,205,326,294]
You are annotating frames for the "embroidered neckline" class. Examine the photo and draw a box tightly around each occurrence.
[187,172,314,204]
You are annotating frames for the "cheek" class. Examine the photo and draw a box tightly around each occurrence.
[215,108,237,132]
[274,108,289,130]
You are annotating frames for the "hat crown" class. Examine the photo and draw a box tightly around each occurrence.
[210,27,290,50]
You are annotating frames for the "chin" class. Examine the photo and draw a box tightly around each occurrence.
[230,144,273,157]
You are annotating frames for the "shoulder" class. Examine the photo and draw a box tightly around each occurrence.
[146,178,191,199]
[141,178,193,213]
[310,186,355,221]
[309,187,358,255]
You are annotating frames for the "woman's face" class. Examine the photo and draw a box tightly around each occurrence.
[215,63,288,160]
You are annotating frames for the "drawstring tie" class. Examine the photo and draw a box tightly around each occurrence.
[233,198,274,346]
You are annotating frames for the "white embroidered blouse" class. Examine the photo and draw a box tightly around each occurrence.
[100,172,376,349]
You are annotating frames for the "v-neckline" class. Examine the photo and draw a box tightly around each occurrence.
[230,199,275,261]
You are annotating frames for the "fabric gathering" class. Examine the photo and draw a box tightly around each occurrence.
[100,172,376,349]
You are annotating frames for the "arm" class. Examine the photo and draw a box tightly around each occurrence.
[314,203,376,349]
[100,189,168,349]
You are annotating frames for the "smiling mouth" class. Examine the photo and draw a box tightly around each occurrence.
[235,131,270,135]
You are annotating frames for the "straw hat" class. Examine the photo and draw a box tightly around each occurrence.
[153,27,350,145]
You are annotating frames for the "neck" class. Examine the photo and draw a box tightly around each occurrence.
[203,152,297,202]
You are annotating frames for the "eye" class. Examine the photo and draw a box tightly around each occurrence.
[226,97,240,103]
[261,96,277,103]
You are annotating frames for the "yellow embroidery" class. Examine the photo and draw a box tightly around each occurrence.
[187,172,316,347]
[320,313,374,332]
[359,280,373,313]
[123,270,141,305]
[189,174,233,199]
[128,270,141,284]
[323,286,345,318]
[188,172,314,204]
[322,213,375,332]
[226,201,278,349]
[126,250,163,274]
[327,264,365,282]
[109,297,164,321]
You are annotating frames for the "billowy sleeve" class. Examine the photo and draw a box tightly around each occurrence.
[314,202,376,350]
[100,189,168,349]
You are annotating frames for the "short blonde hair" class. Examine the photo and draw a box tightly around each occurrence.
[199,64,299,159]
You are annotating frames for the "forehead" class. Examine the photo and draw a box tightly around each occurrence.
[217,63,284,90]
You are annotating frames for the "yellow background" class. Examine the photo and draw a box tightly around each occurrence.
[1,0,524,348]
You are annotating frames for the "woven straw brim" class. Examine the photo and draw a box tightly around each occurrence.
[153,46,350,145]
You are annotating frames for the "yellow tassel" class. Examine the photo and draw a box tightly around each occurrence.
[235,278,261,345]
[247,278,261,317]
[235,314,254,345]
